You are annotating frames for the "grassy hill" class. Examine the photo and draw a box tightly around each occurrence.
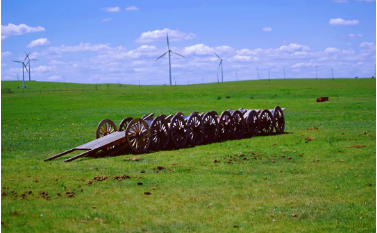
[1,79,375,232]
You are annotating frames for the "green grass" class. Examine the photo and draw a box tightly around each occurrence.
[1,79,375,232]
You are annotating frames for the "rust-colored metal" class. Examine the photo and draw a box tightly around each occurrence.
[125,119,151,153]
[202,111,219,144]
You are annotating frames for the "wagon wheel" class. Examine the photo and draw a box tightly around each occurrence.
[125,119,151,153]
[95,119,119,154]
[150,116,170,150]
[169,113,188,149]
[232,110,245,139]
[273,106,285,134]
[202,111,219,144]
[218,110,232,141]
[119,117,133,131]
[258,110,274,135]
[96,119,117,139]
[244,110,259,137]
[187,112,204,146]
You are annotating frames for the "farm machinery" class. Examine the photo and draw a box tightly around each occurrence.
[45,106,285,162]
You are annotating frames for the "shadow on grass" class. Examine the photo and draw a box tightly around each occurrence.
[78,131,292,162]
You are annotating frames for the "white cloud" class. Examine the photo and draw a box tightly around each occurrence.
[34,65,56,73]
[101,6,120,12]
[262,27,272,32]
[135,28,196,43]
[333,0,348,3]
[359,42,375,47]
[234,55,251,61]
[329,18,359,25]
[349,33,363,38]
[291,62,318,68]
[1,51,12,58]
[27,38,50,48]
[325,47,341,53]
[181,44,233,56]
[277,43,311,53]
[125,6,139,10]
[1,23,45,39]
[100,18,112,22]
[48,76,61,81]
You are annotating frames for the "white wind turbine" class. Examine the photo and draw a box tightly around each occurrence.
[214,52,230,83]
[155,34,185,86]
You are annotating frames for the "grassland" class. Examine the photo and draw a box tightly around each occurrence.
[1,79,376,232]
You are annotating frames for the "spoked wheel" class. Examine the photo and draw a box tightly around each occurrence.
[187,112,204,146]
[150,116,170,151]
[119,117,133,132]
[202,111,219,144]
[125,119,151,153]
[218,110,232,141]
[96,119,117,138]
[169,113,188,149]
[95,119,118,153]
[258,110,274,135]
[232,110,245,139]
[244,110,259,137]
[273,106,285,134]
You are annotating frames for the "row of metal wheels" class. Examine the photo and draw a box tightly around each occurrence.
[95,106,285,154]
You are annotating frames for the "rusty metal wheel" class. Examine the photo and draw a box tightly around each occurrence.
[96,119,117,139]
[169,112,188,149]
[273,106,285,134]
[202,111,219,144]
[259,110,273,135]
[125,119,151,153]
[187,112,204,146]
[244,110,259,137]
[119,117,133,131]
[150,116,170,150]
[218,110,232,141]
[232,110,245,139]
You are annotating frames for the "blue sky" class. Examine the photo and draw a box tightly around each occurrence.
[1,0,376,84]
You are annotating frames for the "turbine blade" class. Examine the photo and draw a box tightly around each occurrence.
[222,56,232,60]
[171,51,184,58]
[167,34,170,50]
[217,61,222,76]
[12,60,22,63]
[155,51,168,61]
[214,52,221,59]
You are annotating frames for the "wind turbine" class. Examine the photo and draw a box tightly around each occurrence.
[155,34,184,86]
[214,52,230,83]
[12,60,28,89]
[24,52,37,81]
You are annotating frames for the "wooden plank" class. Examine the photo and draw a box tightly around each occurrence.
[75,131,125,150]
[44,148,77,161]
[64,149,99,162]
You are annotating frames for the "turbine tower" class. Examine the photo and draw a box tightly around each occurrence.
[155,34,184,86]
[214,52,230,83]
[24,52,37,81]
[12,60,28,89]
